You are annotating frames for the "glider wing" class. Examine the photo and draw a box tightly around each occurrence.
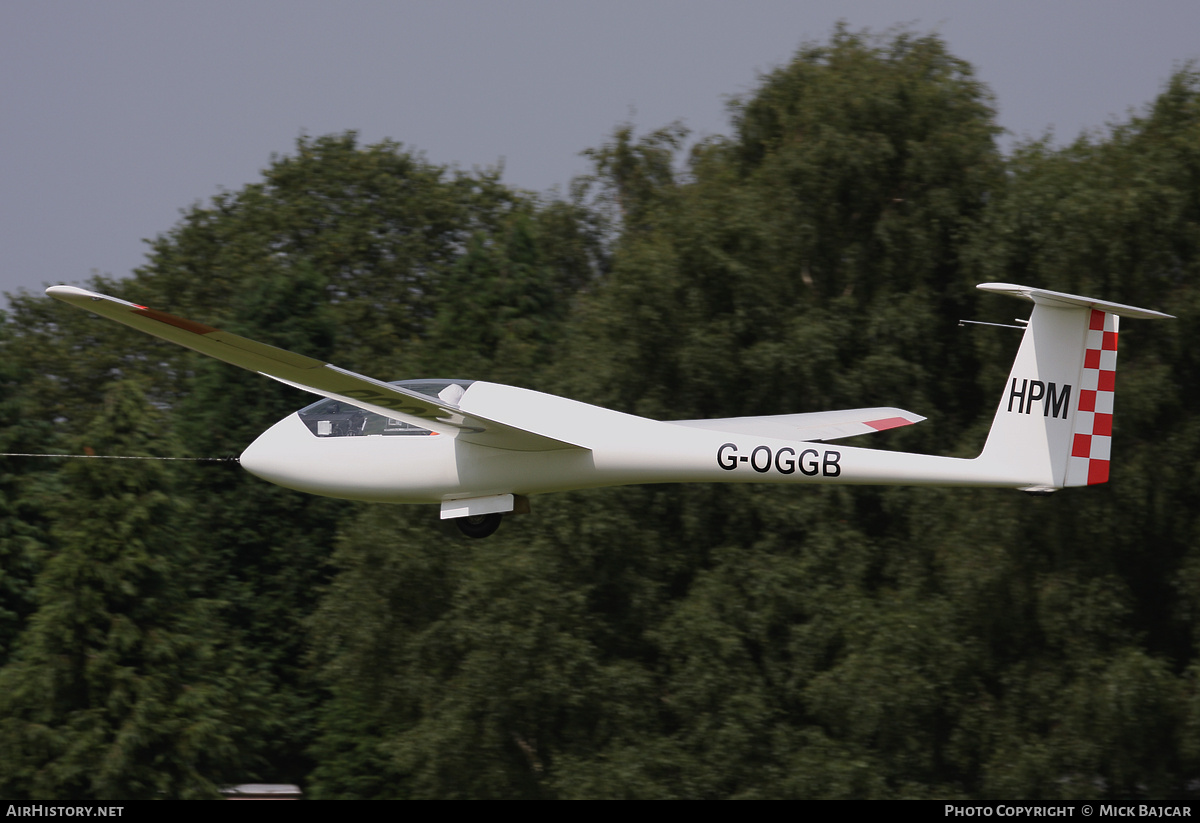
[45,286,582,451]
[669,407,925,442]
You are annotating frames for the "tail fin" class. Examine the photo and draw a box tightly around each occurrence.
[975,284,1172,491]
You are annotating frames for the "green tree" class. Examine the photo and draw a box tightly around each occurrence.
[306,34,1200,799]
[0,319,56,668]
[170,261,343,785]
[959,67,1200,798]
[0,381,258,799]
[124,132,599,787]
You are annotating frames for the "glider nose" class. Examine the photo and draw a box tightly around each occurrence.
[239,408,456,503]
[239,413,313,490]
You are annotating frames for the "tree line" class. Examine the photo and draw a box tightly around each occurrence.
[1,27,1198,798]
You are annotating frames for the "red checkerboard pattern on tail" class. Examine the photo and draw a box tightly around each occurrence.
[1066,309,1119,486]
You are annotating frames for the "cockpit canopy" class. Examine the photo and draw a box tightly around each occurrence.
[297,379,475,438]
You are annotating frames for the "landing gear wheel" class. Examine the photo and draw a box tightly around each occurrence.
[456,512,502,539]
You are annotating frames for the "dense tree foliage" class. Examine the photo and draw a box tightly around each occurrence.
[0,382,257,799]
[1,28,1198,798]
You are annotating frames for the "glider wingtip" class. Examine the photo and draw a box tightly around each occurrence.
[46,285,146,311]
[46,284,91,299]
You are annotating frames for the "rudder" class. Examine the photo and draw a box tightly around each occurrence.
[1065,309,1119,486]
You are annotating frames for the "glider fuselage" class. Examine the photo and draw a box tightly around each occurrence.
[238,380,1030,504]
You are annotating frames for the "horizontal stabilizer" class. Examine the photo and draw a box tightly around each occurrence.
[977,283,1175,320]
[669,407,925,442]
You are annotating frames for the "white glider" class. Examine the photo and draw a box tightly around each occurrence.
[46,283,1172,537]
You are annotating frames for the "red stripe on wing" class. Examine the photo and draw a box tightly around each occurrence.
[132,307,218,336]
[865,417,912,431]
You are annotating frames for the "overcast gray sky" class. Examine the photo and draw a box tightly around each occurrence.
[3,1,1199,299]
